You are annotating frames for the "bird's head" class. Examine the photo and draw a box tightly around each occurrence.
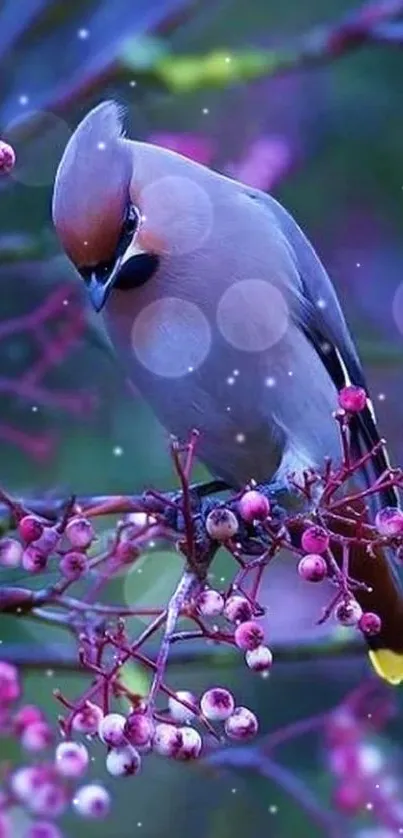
[52,100,160,312]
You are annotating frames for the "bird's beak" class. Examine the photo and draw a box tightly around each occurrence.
[86,255,123,313]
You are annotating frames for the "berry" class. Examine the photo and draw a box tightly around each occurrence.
[375,506,403,537]
[65,517,94,550]
[59,551,87,580]
[298,554,327,583]
[0,141,16,174]
[10,766,44,801]
[152,723,183,757]
[21,721,53,752]
[0,661,20,703]
[359,611,382,636]
[333,783,364,814]
[168,691,197,723]
[13,704,43,735]
[72,702,103,735]
[301,526,329,554]
[238,490,270,524]
[224,595,253,624]
[196,588,224,617]
[234,620,264,651]
[18,515,44,544]
[24,822,63,838]
[175,727,202,760]
[124,712,154,747]
[21,546,48,574]
[55,741,89,777]
[73,784,110,819]
[98,712,126,747]
[205,508,239,541]
[106,745,141,777]
[28,783,67,818]
[338,385,367,413]
[200,688,235,721]
[335,598,363,626]
[224,707,258,740]
[0,537,22,568]
[245,645,273,672]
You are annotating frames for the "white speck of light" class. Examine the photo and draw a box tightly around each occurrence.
[356,262,361,268]
[365,802,373,811]
[19,95,29,106]
[97,141,106,151]
[231,788,237,794]
[269,805,278,814]
[188,366,194,373]
[378,393,386,401]
[265,376,276,387]
[225,56,232,63]
[78,28,89,39]
[137,823,142,828]
[233,369,239,376]
[226,406,231,412]
[31,406,38,413]
[288,370,293,377]
[113,446,123,457]
[130,80,137,87]
[202,108,210,115]
[317,298,326,309]
[63,299,69,306]
[227,376,236,385]
[236,433,245,444]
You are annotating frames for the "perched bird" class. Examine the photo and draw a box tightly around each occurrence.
[52,100,403,684]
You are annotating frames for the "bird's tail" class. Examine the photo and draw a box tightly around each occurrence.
[328,497,403,685]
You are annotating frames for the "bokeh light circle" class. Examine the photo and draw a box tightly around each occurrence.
[217,279,289,351]
[392,281,403,336]
[131,297,211,377]
[3,110,73,188]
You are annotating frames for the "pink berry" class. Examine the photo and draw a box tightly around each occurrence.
[24,822,63,838]
[98,712,126,747]
[375,506,403,537]
[245,645,273,672]
[28,783,67,818]
[224,595,253,624]
[196,588,224,617]
[301,526,329,554]
[10,766,43,801]
[21,721,53,752]
[335,598,363,626]
[0,661,20,703]
[298,554,327,583]
[0,141,15,174]
[333,783,364,814]
[65,517,94,550]
[13,704,43,735]
[18,515,44,544]
[124,712,154,747]
[338,385,367,413]
[152,723,183,757]
[21,545,48,574]
[234,620,265,651]
[106,745,141,777]
[200,688,235,721]
[0,537,22,568]
[33,528,59,556]
[168,691,196,723]
[114,540,140,565]
[73,784,110,819]
[72,702,103,735]
[224,707,258,740]
[238,490,270,524]
[205,508,239,541]
[59,551,87,580]
[359,611,382,636]
[175,727,202,760]
[55,741,89,777]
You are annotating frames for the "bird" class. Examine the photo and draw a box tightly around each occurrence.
[52,100,403,684]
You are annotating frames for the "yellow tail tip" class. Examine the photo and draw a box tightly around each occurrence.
[368,648,403,685]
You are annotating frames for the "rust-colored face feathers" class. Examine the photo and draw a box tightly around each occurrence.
[52,101,131,267]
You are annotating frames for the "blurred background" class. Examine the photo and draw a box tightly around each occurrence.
[1,0,403,836]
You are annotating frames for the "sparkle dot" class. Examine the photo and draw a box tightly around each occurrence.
[317,298,326,309]
[78,28,89,39]
[188,366,194,373]
[225,56,232,63]
[226,406,231,412]
[97,141,106,150]
[227,376,235,385]
[269,805,278,814]
[288,370,293,377]
[231,788,237,794]
[113,446,123,456]
[202,108,209,115]
[233,369,239,376]
[130,80,137,87]
[19,95,29,106]
[46,669,54,677]
[31,405,38,412]
[378,393,386,401]
[63,299,69,306]
[365,802,373,811]
[265,376,276,387]
[137,823,142,828]
[235,433,245,444]
[356,262,361,268]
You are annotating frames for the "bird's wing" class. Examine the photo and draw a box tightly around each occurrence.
[246,188,397,509]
